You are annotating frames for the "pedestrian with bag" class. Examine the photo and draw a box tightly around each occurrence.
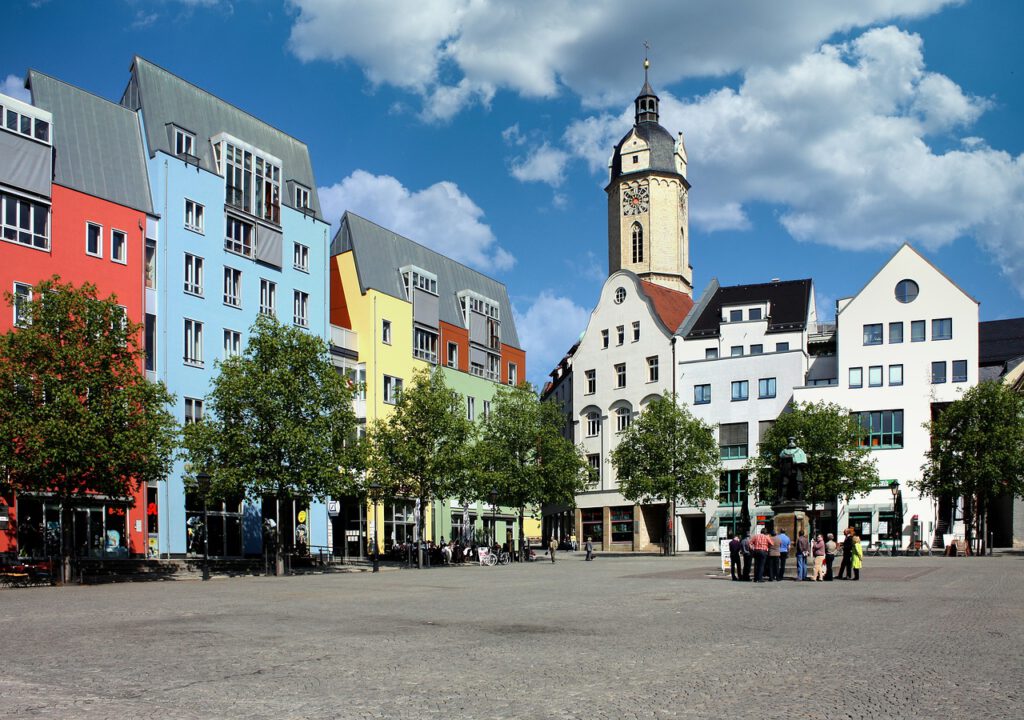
[812,533,826,581]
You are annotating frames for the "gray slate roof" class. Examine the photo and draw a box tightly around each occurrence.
[124,56,322,219]
[684,278,813,339]
[27,71,154,215]
[332,212,521,349]
[609,121,684,183]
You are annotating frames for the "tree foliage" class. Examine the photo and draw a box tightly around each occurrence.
[181,315,358,504]
[918,380,1024,505]
[746,400,878,506]
[0,278,178,576]
[476,383,590,515]
[610,393,720,506]
[367,367,474,544]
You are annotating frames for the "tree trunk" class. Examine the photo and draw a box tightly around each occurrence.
[60,501,72,585]
[963,494,974,555]
[519,506,526,561]
[417,496,425,569]
[274,494,285,576]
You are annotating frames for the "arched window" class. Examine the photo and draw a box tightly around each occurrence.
[631,222,643,263]
[616,406,632,433]
[586,411,601,437]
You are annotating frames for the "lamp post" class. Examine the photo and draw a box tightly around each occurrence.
[369,481,381,573]
[197,472,211,581]
[489,489,498,548]
[889,480,900,557]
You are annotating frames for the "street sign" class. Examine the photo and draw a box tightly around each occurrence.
[327,500,340,517]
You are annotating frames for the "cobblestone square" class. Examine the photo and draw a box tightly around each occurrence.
[2,554,1021,719]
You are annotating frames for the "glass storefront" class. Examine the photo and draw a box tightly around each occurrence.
[15,496,131,558]
[186,493,244,557]
[581,508,603,548]
[610,506,634,542]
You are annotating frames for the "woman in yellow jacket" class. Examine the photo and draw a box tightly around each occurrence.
[851,534,864,581]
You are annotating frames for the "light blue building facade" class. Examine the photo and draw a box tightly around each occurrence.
[121,57,332,558]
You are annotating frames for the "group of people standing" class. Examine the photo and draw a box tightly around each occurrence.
[729,527,864,582]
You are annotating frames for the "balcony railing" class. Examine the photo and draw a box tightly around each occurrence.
[330,324,358,353]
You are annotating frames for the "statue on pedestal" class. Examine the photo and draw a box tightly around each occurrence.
[777,437,807,503]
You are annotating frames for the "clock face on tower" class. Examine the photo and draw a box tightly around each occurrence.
[622,186,649,215]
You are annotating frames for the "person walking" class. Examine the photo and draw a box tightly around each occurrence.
[767,530,782,582]
[777,529,791,580]
[837,528,854,579]
[749,528,772,582]
[548,536,557,563]
[851,534,864,580]
[795,530,809,581]
[729,533,742,581]
[812,533,826,581]
[740,533,752,581]
[584,536,594,561]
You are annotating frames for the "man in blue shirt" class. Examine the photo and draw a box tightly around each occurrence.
[777,529,791,580]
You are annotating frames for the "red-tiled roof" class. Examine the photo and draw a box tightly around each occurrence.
[639,280,694,332]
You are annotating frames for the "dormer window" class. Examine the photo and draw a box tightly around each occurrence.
[214,134,282,225]
[1,97,52,145]
[402,265,438,299]
[174,127,194,157]
[295,185,310,210]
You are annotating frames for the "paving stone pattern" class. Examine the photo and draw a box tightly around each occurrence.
[1,554,1021,719]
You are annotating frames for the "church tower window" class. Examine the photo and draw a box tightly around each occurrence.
[631,222,643,263]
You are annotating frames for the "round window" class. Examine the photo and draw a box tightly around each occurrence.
[895,279,919,304]
[614,287,626,304]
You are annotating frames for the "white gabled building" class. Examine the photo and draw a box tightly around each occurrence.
[572,271,692,552]
[675,277,819,551]
[793,244,979,550]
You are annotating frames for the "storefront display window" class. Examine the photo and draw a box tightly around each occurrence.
[610,506,634,542]
[581,508,603,547]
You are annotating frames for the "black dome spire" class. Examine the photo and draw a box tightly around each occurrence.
[635,56,659,124]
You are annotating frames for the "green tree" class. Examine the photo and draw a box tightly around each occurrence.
[0,278,178,582]
[917,381,1024,553]
[746,401,878,533]
[476,383,590,558]
[610,393,720,555]
[367,367,474,567]
[181,315,357,575]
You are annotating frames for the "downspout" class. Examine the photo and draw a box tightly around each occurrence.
[162,158,170,560]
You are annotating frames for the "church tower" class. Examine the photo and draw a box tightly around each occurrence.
[606,58,692,295]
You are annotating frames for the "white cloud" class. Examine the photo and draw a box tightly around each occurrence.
[286,0,955,118]
[513,291,590,389]
[318,170,515,273]
[561,25,1024,294]
[2,74,30,103]
[510,143,569,187]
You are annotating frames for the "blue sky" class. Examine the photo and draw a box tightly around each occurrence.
[5,0,1023,388]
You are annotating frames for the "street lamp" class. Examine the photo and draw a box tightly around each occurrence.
[489,488,498,548]
[369,481,381,573]
[197,472,211,581]
[889,480,900,556]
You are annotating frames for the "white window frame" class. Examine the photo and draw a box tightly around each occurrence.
[223,267,242,308]
[1,191,51,251]
[86,222,103,258]
[467,396,475,421]
[184,318,204,367]
[508,362,518,386]
[615,363,626,389]
[382,319,392,344]
[632,321,640,342]
[224,215,254,258]
[184,199,205,234]
[223,328,241,359]
[294,185,310,210]
[585,369,596,395]
[174,128,195,157]
[183,254,204,296]
[586,411,601,438]
[184,397,204,425]
[259,278,276,317]
[647,356,659,383]
[13,282,32,327]
[293,290,309,327]
[383,375,403,404]
[447,341,458,368]
[616,407,632,433]
[110,228,127,264]
[293,243,309,272]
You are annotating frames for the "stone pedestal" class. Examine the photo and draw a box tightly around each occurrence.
[772,502,808,579]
